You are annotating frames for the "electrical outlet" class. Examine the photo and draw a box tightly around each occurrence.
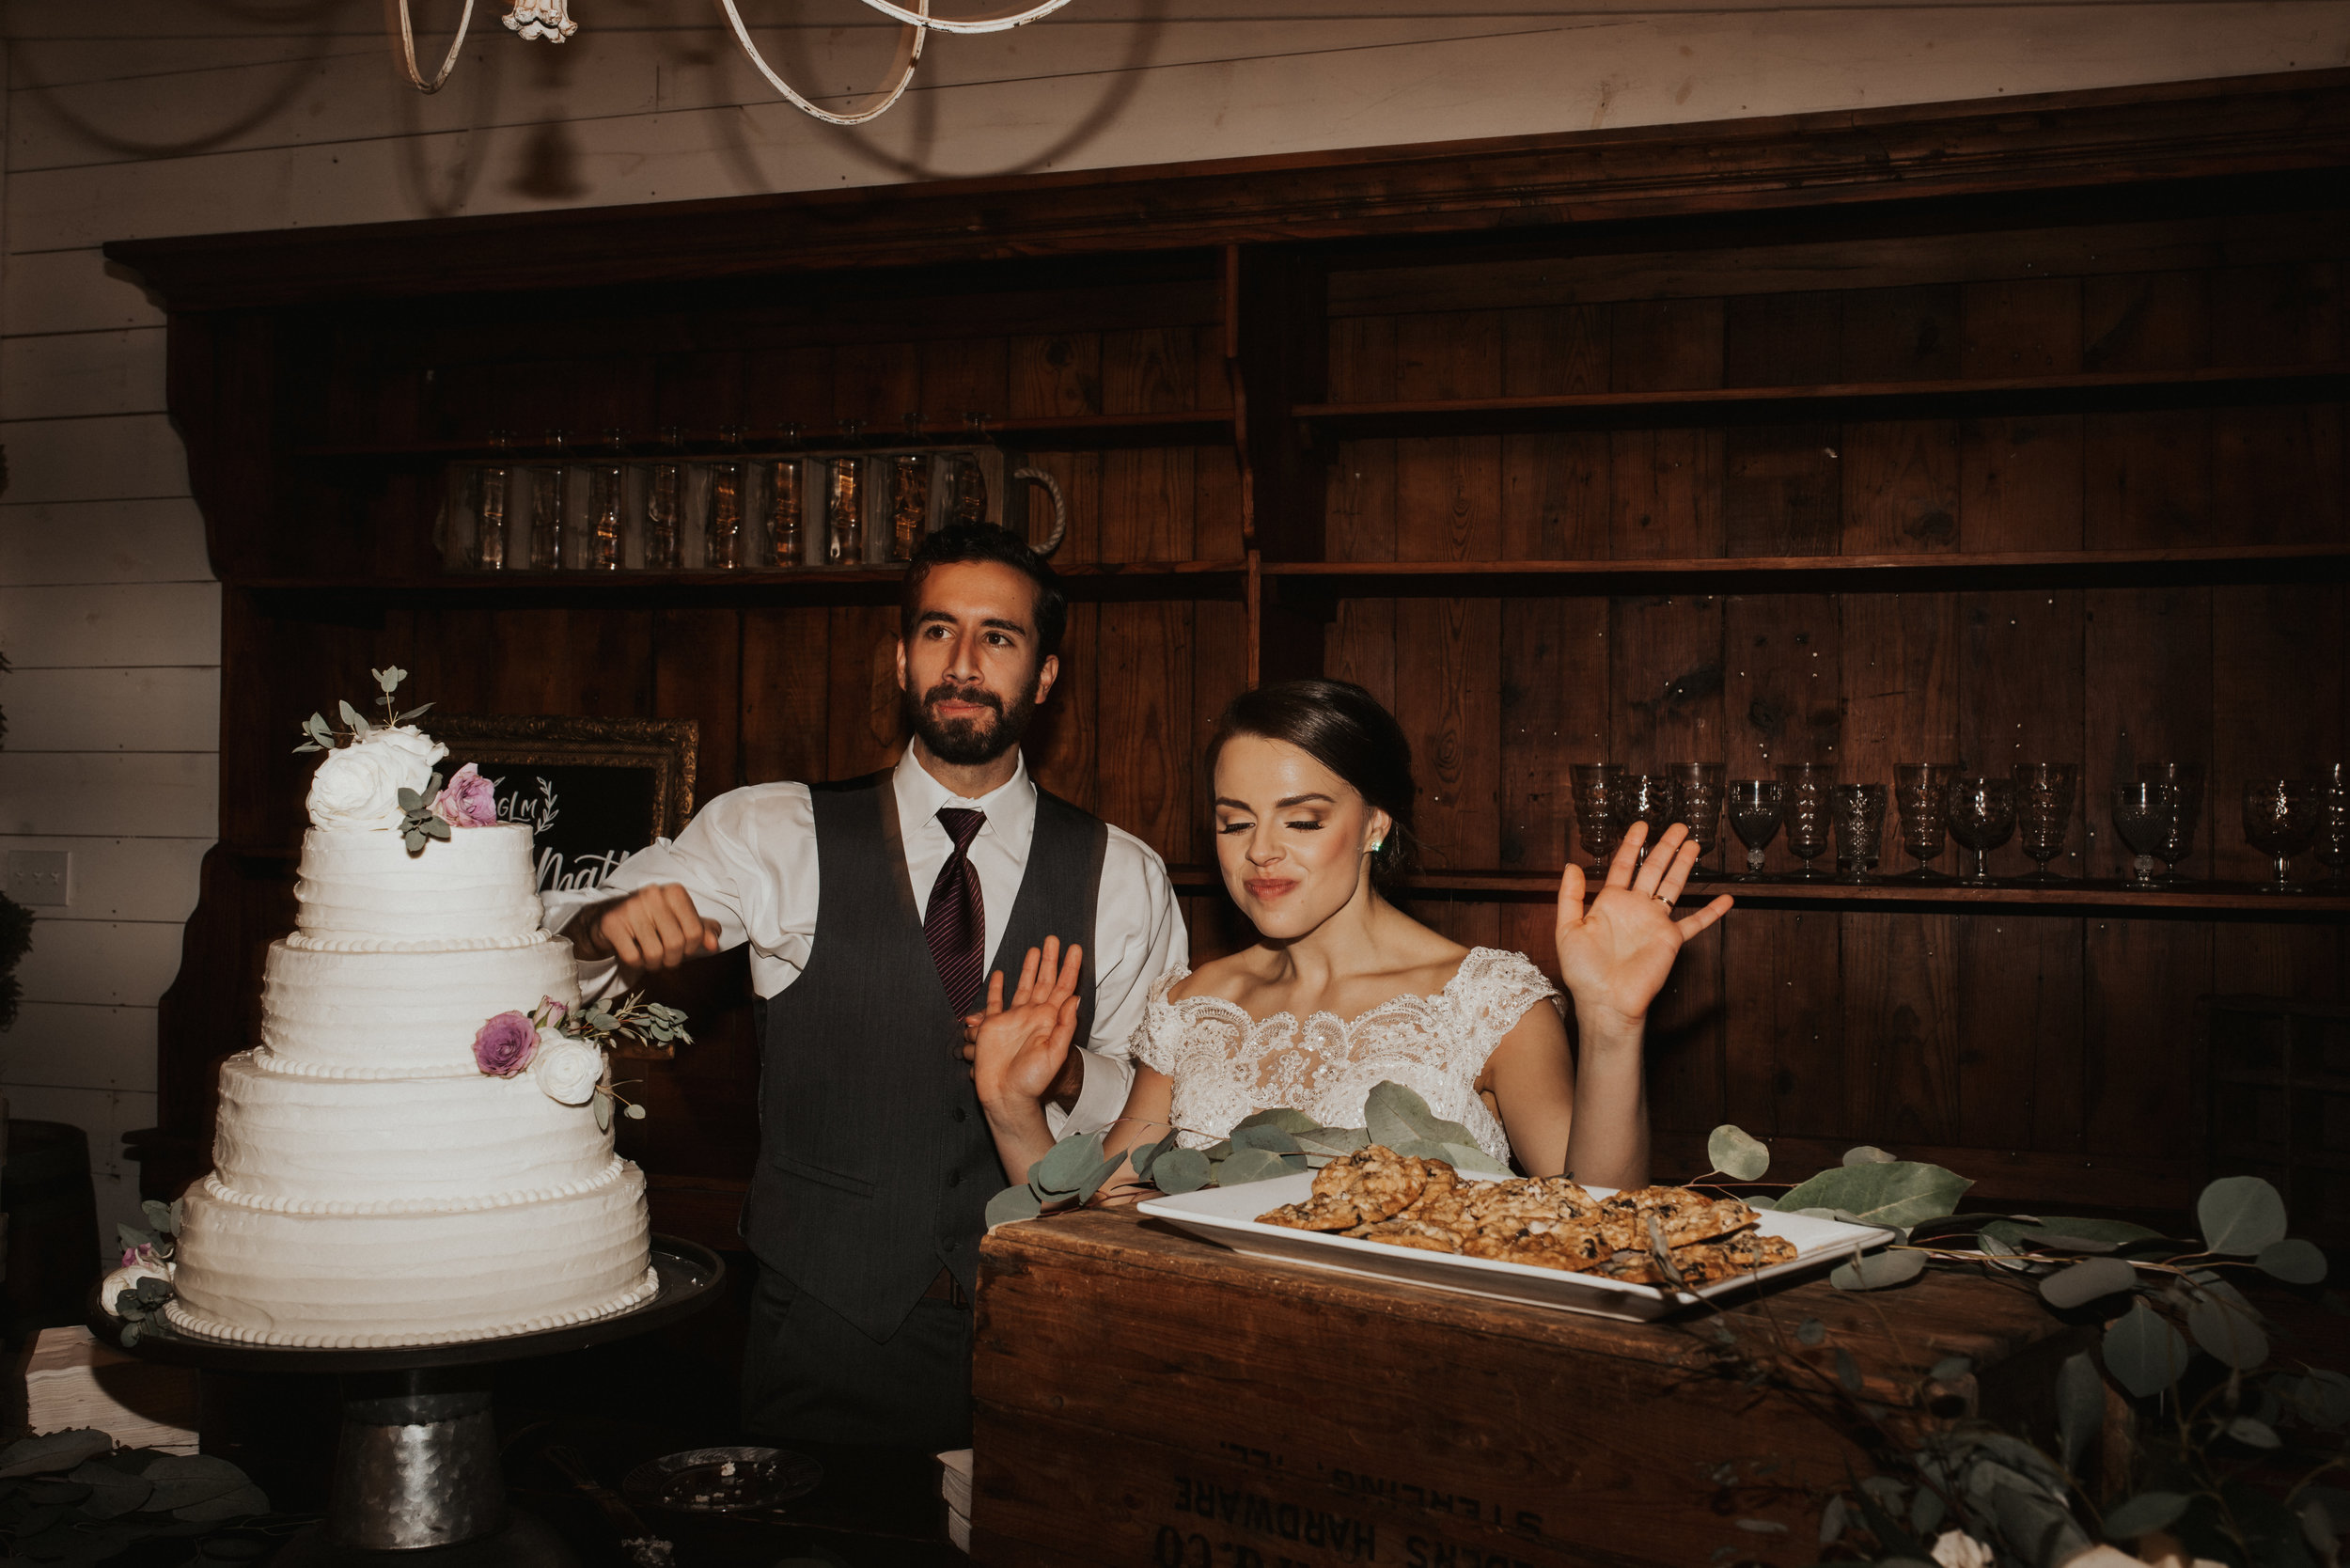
[6,851,70,907]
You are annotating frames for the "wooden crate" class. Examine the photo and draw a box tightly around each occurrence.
[972,1211,2088,1568]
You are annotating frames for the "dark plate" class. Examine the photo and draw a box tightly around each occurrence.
[621,1446,824,1513]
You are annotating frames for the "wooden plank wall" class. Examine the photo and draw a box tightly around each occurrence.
[1323,227,2350,1202]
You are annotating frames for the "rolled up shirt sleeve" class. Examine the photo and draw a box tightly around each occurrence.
[1058,830,1188,1137]
[539,782,818,1002]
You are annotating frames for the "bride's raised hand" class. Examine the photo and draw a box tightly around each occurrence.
[1555,822,1733,1027]
[969,935,1085,1110]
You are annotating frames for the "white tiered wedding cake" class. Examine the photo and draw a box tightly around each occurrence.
[163,698,658,1348]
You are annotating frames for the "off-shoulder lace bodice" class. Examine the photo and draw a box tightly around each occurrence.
[1133,948,1560,1167]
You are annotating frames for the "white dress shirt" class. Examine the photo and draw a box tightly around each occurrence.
[540,748,1186,1135]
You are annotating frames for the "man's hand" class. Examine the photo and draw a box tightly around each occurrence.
[968,937,1083,1114]
[567,884,722,976]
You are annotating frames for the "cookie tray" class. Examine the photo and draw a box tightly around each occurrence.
[1136,1172,1896,1323]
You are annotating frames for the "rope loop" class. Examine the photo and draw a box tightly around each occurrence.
[386,0,478,93]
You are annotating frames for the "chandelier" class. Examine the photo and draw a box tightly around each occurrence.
[388,0,1076,125]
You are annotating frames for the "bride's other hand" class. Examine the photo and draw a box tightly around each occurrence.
[1555,822,1733,1027]
[970,935,1085,1111]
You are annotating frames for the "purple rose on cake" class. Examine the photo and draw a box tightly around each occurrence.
[472,1010,539,1077]
[431,762,500,828]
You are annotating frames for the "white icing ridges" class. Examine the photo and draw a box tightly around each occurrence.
[295,823,545,945]
[260,935,579,1074]
[168,1163,652,1348]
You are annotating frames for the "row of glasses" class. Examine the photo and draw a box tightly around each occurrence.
[1568,763,1727,876]
[2241,765,2350,891]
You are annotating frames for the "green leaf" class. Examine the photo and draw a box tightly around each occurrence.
[1832,1346,1863,1393]
[1830,1247,1926,1292]
[1203,1139,1233,1160]
[2222,1415,2280,1450]
[66,1461,152,1520]
[1294,1126,1370,1158]
[404,829,428,854]
[173,1482,269,1522]
[338,698,370,736]
[2039,1256,2138,1309]
[165,1199,183,1233]
[623,1103,646,1121]
[2102,1491,2188,1540]
[1706,1124,1770,1181]
[118,1320,143,1348]
[593,1093,613,1133]
[1032,1133,1106,1197]
[1817,1494,1849,1545]
[1364,1080,1445,1150]
[2056,1352,2103,1473]
[1218,1147,1291,1185]
[1232,1108,1320,1136]
[1127,1132,1171,1180]
[140,1454,251,1511]
[423,817,451,840]
[2255,1237,2327,1285]
[396,788,423,810]
[398,702,434,724]
[1795,1317,1825,1347]
[1777,1161,1972,1230]
[1154,1148,1211,1194]
[2103,1299,2190,1399]
[1440,1140,1511,1176]
[0,1431,114,1479]
[2282,1371,2350,1429]
[1841,1145,1898,1166]
[985,1184,1042,1227]
[1230,1124,1300,1156]
[1074,1151,1127,1206]
[2198,1174,2289,1256]
[1928,1356,1973,1383]
[2186,1294,2269,1370]
[293,742,322,753]
[117,1224,153,1251]
[2007,1216,2166,1247]
[132,1276,172,1304]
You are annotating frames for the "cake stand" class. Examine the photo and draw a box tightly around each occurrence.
[88,1236,724,1567]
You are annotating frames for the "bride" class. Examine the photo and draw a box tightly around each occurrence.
[971,679,1732,1190]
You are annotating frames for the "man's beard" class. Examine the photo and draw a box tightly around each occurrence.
[906,678,1038,766]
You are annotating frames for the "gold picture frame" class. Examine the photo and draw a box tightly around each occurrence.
[430,714,698,842]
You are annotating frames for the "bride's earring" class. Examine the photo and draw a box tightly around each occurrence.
[1366,838,1383,856]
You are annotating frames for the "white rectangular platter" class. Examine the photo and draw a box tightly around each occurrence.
[1137,1172,1895,1323]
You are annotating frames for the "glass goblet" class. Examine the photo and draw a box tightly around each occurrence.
[2110,782,2177,887]
[1948,776,2018,885]
[2243,778,2319,892]
[2315,762,2349,890]
[1568,762,1624,871]
[1891,762,1958,882]
[2138,761,2203,882]
[1668,762,1727,879]
[1727,779,1783,880]
[1622,773,1677,864]
[1776,763,1836,880]
[1830,783,1888,884]
[2013,762,2080,882]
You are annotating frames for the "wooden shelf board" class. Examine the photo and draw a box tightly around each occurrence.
[1298,363,2350,438]
[237,559,1249,598]
[293,410,1236,462]
[1166,863,2350,916]
[1261,543,2350,593]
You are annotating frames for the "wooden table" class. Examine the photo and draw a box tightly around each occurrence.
[971,1209,2092,1568]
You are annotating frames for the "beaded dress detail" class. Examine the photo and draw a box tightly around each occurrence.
[1133,948,1560,1167]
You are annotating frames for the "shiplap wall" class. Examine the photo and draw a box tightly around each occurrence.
[0,0,2342,1253]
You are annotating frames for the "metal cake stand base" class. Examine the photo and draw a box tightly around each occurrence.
[91,1237,723,1561]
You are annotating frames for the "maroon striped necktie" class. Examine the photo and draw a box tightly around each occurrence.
[925,808,987,1015]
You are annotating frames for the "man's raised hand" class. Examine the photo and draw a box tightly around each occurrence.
[572,884,722,975]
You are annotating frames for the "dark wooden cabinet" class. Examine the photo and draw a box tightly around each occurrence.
[112,68,2350,1244]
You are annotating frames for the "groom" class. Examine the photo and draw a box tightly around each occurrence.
[544,523,1186,1451]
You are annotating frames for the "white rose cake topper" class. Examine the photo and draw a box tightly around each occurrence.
[293,667,500,852]
[473,992,693,1128]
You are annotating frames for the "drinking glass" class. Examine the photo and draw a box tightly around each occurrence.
[530,430,569,571]
[2110,782,2177,887]
[2138,761,2203,882]
[2314,762,2349,889]
[1776,763,1836,880]
[2013,762,2080,882]
[945,450,990,525]
[1568,763,1623,871]
[586,429,625,571]
[1830,783,1888,884]
[1622,774,1676,864]
[826,458,864,565]
[1947,776,2017,885]
[1668,762,1726,878]
[473,431,510,572]
[888,454,931,561]
[2243,778,2320,892]
[705,461,744,570]
[642,428,682,571]
[1891,762,1958,882]
[1727,780,1783,879]
[765,458,805,569]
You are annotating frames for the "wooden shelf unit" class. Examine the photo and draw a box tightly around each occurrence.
[110,69,2350,1239]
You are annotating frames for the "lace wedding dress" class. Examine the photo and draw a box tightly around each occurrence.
[1132,948,1561,1167]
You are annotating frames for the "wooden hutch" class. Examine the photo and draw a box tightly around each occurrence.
[108,69,2350,1245]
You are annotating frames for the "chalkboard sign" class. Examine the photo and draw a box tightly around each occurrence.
[430,715,698,899]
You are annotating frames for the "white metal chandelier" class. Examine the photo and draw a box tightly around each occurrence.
[387,0,1077,125]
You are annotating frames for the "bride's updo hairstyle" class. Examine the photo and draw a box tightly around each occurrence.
[1208,679,1418,892]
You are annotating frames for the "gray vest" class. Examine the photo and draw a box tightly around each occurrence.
[741,769,1107,1339]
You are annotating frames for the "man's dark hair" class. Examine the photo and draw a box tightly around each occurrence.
[900,522,1068,665]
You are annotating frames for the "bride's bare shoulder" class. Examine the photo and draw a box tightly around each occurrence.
[1167,949,1276,1005]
